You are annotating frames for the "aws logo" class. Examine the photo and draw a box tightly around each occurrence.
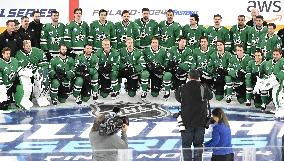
[247,1,282,22]
[247,1,281,12]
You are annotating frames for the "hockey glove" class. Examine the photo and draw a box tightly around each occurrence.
[216,68,227,77]
[167,60,179,73]
[237,70,246,81]
[146,61,155,71]
[56,69,66,82]
[251,72,260,84]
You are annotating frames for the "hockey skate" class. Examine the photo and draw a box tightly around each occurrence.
[93,92,98,101]
[163,91,170,100]
[75,96,82,104]
[111,91,119,100]
[226,95,232,103]
[245,100,251,106]
[141,91,147,101]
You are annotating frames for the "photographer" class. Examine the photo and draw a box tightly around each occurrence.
[89,113,129,161]
[204,108,234,161]
[175,69,213,161]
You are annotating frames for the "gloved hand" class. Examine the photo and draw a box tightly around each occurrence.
[237,70,246,81]
[146,61,155,71]
[56,68,66,82]
[216,68,227,76]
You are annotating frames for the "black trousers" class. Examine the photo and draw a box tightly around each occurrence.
[211,153,234,161]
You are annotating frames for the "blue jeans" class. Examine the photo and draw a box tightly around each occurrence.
[181,127,205,161]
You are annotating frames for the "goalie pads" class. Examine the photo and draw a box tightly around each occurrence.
[33,67,50,107]
[17,75,33,110]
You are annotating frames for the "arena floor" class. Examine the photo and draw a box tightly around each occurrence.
[0,91,283,161]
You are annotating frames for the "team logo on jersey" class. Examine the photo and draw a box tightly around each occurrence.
[188,36,197,46]
[90,102,170,121]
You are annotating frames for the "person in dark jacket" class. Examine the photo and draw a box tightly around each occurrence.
[277,27,284,54]
[89,113,129,161]
[29,11,43,48]
[18,16,36,48]
[204,108,234,161]
[0,20,21,57]
[175,69,213,161]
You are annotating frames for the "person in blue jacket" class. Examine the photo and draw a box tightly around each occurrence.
[204,108,234,161]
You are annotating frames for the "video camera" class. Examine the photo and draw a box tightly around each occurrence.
[99,107,129,136]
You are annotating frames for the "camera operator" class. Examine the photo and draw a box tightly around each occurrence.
[89,113,129,161]
[175,69,213,161]
[204,108,234,161]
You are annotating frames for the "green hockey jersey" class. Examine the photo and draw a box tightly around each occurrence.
[49,56,75,80]
[264,58,284,81]
[40,23,65,57]
[247,26,268,56]
[119,47,146,73]
[0,58,19,87]
[246,59,267,78]
[15,47,49,70]
[182,25,206,50]
[208,51,231,75]
[205,26,231,51]
[158,21,182,49]
[89,20,117,49]
[168,46,194,71]
[143,47,168,68]
[257,33,282,60]
[74,53,99,77]
[134,18,159,48]
[227,54,252,78]
[114,21,140,49]
[193,47,214,74]
[230,25,251,52]
[96,48,120,71]
[64,21,89,55]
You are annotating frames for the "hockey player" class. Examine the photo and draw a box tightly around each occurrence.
[225,44,252,103]
[64,8,89,57]
[193,36,214,88]
[262,48,284,110]
[49,44,75,105]
[208,40,231,101]
[15,40,50,107]
[88,9,116,51]
[245,50,267,108]
[277,26,284,53]
[167,36,194,90]
[134,8,159,49]
[41,10,65,60]
[257,23,282,60]
[247,15,268,57]
[158,9,182,50]
[115,10,140,49]
[143,37,172,99]
[119,37,149,98]
[182,14,206,50]
[230,15,251,53]
[96,39,120,99]
[0,47,19,110]
[206,14,231,51]
[73,43,99,104]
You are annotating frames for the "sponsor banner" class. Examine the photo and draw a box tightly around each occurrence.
[80,0,284,27]
[0,0,70,26]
